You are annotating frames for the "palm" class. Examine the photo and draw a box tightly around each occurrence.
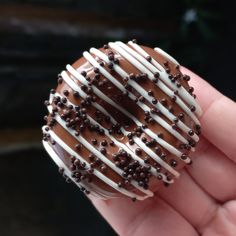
[90,68,236,236]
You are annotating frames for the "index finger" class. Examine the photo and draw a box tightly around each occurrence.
[181,67,236,162]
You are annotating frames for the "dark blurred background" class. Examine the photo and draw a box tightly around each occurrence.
[0,0,235,235]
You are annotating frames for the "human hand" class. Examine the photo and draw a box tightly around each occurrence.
[89,67,236,236]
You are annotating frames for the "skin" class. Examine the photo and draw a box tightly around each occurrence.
[88,67,236,236]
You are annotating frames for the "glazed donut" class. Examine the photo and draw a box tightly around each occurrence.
[42,40,202,201]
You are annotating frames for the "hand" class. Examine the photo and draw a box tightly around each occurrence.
[88,67,236,236]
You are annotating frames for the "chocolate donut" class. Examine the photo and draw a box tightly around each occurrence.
[42,40,202,201]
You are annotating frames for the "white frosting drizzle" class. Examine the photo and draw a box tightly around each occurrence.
[42,126,149,200]
[89,47,199,143]
[109,42,200,125]
[46,104,153,198]
[66,69,191,166]
[66,65,191,165]
[53,92,176,181]
[83,51,189,144]
[43,134,125,200]
[154,47,180,67]
[62,70,182,176]
[42,139,104,199]
[47,138,120,200]
[80,54,192,162]
[128,41,202,117]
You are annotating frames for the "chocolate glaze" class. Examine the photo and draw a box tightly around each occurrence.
[42,41,201,201]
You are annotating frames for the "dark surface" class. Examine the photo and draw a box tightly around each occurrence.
[0,0,235,235]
